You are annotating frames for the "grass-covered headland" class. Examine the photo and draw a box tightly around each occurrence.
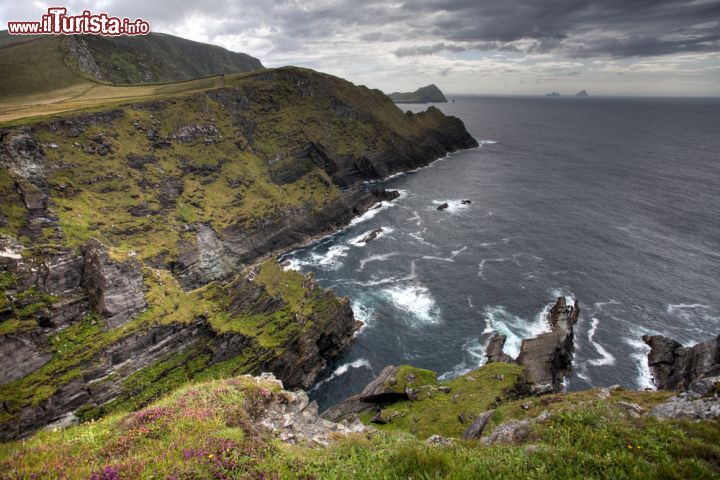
[0,363,717,479]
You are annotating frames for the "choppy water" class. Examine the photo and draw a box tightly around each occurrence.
[282,96,720,411]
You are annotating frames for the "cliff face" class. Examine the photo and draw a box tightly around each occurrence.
[0,66,477,440]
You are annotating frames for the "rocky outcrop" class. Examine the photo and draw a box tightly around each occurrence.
[255,373,366,447]
[485,333,513,364]
[481,419,532,445]
[484,297,579,394]
[0,131,53,236]
[516,297,578,394]
[650,396,720,420]
[0,333,51,385]
[461,409,494,440]
[82,239,147,330]
[643,334,720,391]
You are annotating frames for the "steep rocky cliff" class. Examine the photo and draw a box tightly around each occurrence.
[0,66,477,440]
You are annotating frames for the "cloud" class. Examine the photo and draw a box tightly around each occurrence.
[1,0,719,95]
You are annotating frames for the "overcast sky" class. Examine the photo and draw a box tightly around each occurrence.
[2,0,720,95]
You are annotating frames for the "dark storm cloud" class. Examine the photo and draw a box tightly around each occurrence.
[387,0,720,57]
[2,0,719,59]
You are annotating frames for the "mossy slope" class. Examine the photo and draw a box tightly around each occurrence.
[1,366,717,479]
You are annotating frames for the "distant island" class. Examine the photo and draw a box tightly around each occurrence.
[388,84,448,103]
[545,90,590,97]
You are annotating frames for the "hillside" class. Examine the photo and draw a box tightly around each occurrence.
[388,84,448,103]
[0,66,477,440]
[68,33,263,84]
[0,31,263,121]
[1,364,717,479]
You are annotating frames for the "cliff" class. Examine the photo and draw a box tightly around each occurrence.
[0,66,477,440]
[388,84,448,103]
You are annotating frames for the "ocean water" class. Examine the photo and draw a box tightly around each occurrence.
[282,96,720,411]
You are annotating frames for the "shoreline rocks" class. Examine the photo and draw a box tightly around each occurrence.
[484,297,579,394]
[644,334,719,393]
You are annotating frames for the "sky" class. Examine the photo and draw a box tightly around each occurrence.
[2,0,720,96]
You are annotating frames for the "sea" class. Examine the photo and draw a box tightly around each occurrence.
[280,95,720,411]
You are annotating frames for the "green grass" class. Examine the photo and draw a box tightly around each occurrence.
[1,373,718,479]
[362,362,525,439]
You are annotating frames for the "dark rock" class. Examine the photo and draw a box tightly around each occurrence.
[485,333,514,364]
[126,153,157,170]
[405,387,418,402]
[370,412,388,424]
[0,333,52,385]
[82,239,147,330]
[0,131,54,235]
[357,366,406,403]
[687,376,720,399]
[437,203,449,211]
[462,410,494,440]
[438,386,451,393]
[319,396,376,423]
[458,412,474,424]
[515,297,579,393]
[461,200,471,204]
[361,228,384,243]
[643,334,720,391]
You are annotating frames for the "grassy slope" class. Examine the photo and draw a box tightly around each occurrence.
[0,31,261,123]
[0,35,89,101]
[1,366,717,479]
[81,33,263,84]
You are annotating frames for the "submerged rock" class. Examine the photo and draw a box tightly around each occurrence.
[362,228,384,243]
[437,203,449,211]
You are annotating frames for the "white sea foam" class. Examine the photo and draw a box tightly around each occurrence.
[351,299,375,333]
[550,288,576,308]
[358,252,398,271]
[587,317,617,366]
[438,338,487,380]
[310,358,372,391]
[407,210,422,226]
[431,199,471,214]
[421,246,467,263]
[478,140,498,145]
[667,303,720,326]
[382,283,440,325]
[477,257,511,279]
[481,302,553,358]
[408,230,438,249]
[348,227,395,246]
[625,335,655,390]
